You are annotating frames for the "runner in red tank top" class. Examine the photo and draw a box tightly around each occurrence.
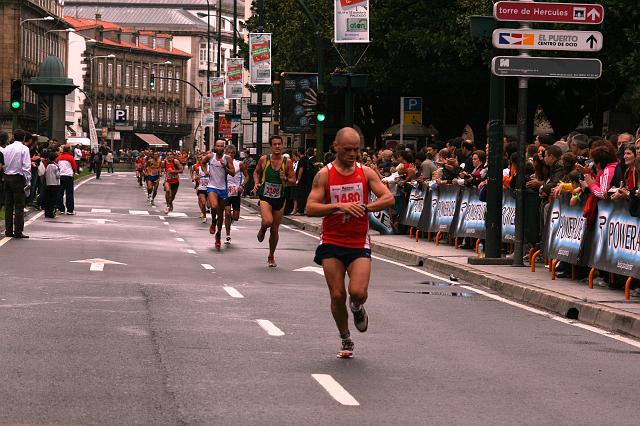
[162,151,183,214]
[306,127,393,358]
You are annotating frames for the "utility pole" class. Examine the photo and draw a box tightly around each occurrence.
[214,0,222,142]
[205,0,211,150]
[231,0,238,149]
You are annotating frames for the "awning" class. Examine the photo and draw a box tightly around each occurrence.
[135,133,169,148]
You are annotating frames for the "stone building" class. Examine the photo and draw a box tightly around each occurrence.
[0,0,71,135]
[66,16,192,150]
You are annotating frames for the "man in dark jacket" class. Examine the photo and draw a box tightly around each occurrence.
[540,145,564,199]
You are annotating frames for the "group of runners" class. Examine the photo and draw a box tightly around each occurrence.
[134,128,393,358]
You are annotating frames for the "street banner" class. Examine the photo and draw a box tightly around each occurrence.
[334,0,370,44]
[218,114,232,138]
[368,192,395,235]
[544,193,592,265]
[280,72,319,134]
[241,97,250,122]
[202,97,214,126]
[209,77,225,112]
[502,189,516,243]
[87,107,99,153]
[431,185,460,233]
[452,187,487,239]
[225,58,244,99]
[249,33,272,85]
[400,183,426,228]
[590,200,640,279]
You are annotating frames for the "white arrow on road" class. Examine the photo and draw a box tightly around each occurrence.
[85,219,117,225]
[70,258,127,272]
[294,266,325,276]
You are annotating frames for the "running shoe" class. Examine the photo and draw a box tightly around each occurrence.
[209,223,216,234]
[201,215,207,223]
[215,233,221,251]
[267,256,277,268]
[164,207,171,214]
[350,301,368,333]
[257,226,266,242]
[337,338,354,359]
[225,236,231,245]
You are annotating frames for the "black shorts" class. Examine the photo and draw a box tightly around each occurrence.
[227,195,240,211]
[314,244,372,268]
[197,189,207,197]
[259,196,286,212]
[168,182,179,191]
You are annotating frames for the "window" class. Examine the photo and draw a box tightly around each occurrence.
[150,108,155,122]
[142,69,148,91]
[125,66,131,87]
[142,106,147,124]
[166,107,171,124]
[107,104,113,124]
[175,71,180,93]
[97,103,103,119]
[97,62,104,86]
[199,42,213,63]
[175,110,179,126]
[159,107,164,123]
[116,64,122,87]
[159,70,164,91]
[134,66,140,89]
[167,70,172,92]
[134,106,139,125]
[107,63,113,87]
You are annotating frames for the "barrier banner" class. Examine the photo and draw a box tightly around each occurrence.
[453,187,487,239]
[431,185,460,232]
[502,189,516,243]
[400,183,426,227]
[419,185,439,232]
[368,192,395,235]
[591,200,640,278]
[543,193,592,265]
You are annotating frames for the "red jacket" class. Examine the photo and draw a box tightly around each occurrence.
[55,152,78,173]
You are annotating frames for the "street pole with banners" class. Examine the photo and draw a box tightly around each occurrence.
[214,0,222,142]
[205,0,211,150]
[232,0,239,149]
[256,0,265,159]
[399,98,405,146]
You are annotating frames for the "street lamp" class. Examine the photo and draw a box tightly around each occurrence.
[20,16,55,26]
[45,28,75,35]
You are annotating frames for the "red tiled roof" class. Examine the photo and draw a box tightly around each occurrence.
[64,16,191,58]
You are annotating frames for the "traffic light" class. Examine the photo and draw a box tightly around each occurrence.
[10,79,22,111]
[316,91,326,123]
[150,73,155,89]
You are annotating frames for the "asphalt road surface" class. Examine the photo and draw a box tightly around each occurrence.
[0,172,638,426]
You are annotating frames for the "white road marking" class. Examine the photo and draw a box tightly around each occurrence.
[90,263,104,271]
[286,225,640,349]
[294,266,325,276]
[91,208,111,213]
[129,210,150,215]
[256,319,285,336]
[163,222,170,225]
[24,211,45,227]
[169,229,177,233]
[312,374,360,406]
[74,176,95,190]
[85,218,116,225]
[223,286,244,298]
[201,263,215,270]
[71,258,126,272]
[176,237,185,242]
[168,212,187,217]
[186,249,196,254]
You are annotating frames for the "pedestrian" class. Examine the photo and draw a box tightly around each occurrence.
[74,144,83,172]
[2,129,32,238]
[306,127,394,358]
[106,149,114,173]
[55,146,78,215]
[43,152,60,218]
[0,131,8,211]
[92,150,103,179]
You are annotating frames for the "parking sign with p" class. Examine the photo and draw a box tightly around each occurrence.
[114,108,127,124]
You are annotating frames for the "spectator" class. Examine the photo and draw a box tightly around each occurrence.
[55,146,78,215]
[74,144,83,170]
[43,152,60,218]
[2,129,32,238]
[539,145,563,201]
[460,140,475,174]
[297,147,316,214]
[106,149,114,173]
[0,131,8,210]
[92,150,104,179]
[581,144,618,201]
[415,151,436,181]
[610,143,638,206]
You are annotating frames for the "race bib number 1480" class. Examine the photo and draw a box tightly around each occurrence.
[330,183,363,204]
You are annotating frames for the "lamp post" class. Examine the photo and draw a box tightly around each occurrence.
[45,28,74,35]
[205,0,212,150]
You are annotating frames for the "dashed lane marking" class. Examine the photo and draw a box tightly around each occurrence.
[176,237,185,242]
[186,249,196,254]
[163,222,170,225]
[168,212,187,217]
[129,210,150,215]
[256,319,285,336]
[169,229,177,233]
[201,263,215,270]
[91,208,111,213]
[312,374,360,406]
[223,286,244,298]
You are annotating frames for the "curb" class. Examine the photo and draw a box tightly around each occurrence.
[241,197,640,340]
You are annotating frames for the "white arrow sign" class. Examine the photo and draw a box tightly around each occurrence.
[492,29,603,52]
[587,8,600,21]
[294,266,325,276]
[70,258,127,272]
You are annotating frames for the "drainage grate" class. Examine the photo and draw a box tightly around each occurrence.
[395,290,475,298]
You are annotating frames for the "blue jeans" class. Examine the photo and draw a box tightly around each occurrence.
[57,176,74,213]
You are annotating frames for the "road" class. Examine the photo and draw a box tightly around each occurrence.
[0,171,638,426]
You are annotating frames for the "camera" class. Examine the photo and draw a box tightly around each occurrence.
[576,156,589,166]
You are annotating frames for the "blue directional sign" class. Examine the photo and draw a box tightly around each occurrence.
[403,97,422,112]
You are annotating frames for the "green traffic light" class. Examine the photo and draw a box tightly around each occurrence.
[10,100,21,110]
[317,113,326,122]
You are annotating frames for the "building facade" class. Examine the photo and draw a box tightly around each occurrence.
[0,0,70,135]
[66,16,192,150]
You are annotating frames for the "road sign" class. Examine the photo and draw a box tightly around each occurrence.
[492,56,602,79]
[231,117,242,134]
[494,1,604,25]
[493,29,602,52]
[114,108,127,124]
[401,97,423,125]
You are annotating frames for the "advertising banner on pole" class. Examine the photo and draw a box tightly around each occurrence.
[249,33,272,85]
[209,77,225,112]
[280,73,319,134]
[202,97,215,126]
[87,107,99,153]
[225,58,244,99]
[334,0,370,43]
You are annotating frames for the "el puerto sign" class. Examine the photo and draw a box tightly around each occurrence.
[494,1,604,25]
[492,29,602,52]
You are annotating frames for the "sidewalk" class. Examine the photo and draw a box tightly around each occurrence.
[241,197,640,340]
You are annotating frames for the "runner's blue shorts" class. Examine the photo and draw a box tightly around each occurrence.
[207,187,228,201]
[146,175,159,182]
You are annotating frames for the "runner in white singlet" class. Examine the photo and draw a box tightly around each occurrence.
[223,145,249,244]
[201,140,235,249]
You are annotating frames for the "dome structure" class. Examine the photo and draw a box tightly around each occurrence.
[28,55,77,95]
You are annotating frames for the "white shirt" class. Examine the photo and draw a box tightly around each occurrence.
[2,140,31,181]
[74,147,82,161]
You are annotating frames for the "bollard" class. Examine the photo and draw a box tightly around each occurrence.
[475,239,480,254]
[550,259,558,280]
[531,249,541,272]
[625,277,632,300]
[455,237,459,249]
[435,231,442,246]
[409,227,414,238]
[415,230,420,242]
[588,267,596,289]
